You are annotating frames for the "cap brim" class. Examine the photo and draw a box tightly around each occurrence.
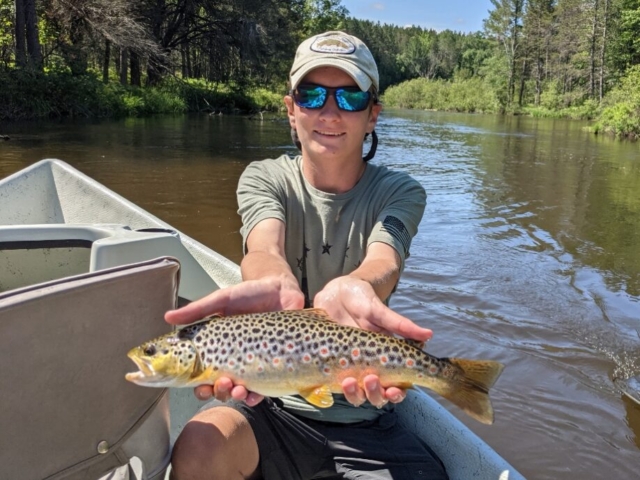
[290,58,373,92]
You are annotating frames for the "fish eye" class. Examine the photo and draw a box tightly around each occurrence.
[143,345,157,356]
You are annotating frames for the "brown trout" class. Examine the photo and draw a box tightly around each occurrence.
[126,309,504,424]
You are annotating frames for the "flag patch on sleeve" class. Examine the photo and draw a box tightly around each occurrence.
[381,215,411,256]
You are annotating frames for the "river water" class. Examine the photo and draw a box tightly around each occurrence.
[1,110,639,479]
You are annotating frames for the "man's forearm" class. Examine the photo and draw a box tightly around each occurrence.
[348,257,400,301]
[241,250,298,285]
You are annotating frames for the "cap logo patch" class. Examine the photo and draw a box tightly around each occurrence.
[311,35,356,55]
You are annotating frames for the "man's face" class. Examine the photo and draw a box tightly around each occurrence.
[285,67,381,163]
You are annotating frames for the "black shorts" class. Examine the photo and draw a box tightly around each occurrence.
[230,397,448,480]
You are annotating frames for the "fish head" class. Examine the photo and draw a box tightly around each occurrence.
[125,332,200,387]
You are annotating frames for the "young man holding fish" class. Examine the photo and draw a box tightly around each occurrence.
[166,31,451,479]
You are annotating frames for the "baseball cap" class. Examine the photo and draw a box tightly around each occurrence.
[289,31,379,92]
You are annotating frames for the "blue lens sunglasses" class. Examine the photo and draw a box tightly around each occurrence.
[291,84,374,112]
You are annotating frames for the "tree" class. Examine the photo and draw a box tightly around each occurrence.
[13,0,42,69]
[484,0,525,105]
[523,0,554,105]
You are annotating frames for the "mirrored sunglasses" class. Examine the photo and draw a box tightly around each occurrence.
[291,84,372,112]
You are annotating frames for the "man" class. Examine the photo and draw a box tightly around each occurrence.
[167,31,448,480]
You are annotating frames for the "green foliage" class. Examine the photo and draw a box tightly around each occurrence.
[0,68,285,120]
[382,77,499,113]
[593,65,640,138]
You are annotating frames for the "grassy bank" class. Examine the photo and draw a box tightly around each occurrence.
[0,69,284,121]
[381,77,500,114]
[383,73,640,141]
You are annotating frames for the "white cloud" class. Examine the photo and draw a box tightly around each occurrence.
[371,2,385,11]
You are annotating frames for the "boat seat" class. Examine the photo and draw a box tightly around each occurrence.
[0,257,180,480]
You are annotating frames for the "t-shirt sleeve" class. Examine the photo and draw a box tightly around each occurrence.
[367,174,426,267]
[236,159,286,252]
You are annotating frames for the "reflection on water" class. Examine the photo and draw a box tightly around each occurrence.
[2,110,640,479]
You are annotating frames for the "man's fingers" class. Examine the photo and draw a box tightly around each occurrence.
[342,378,365,407]
[194,385,214,401]
[372,306,432,341]
[363,375,387,408]
[245,392,265,407]
[165,290,229,325]
[385,387,406,403]
[213,377,234,401]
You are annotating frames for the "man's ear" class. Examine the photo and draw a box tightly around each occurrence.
[367,103,382,133]
[284,95,296,128]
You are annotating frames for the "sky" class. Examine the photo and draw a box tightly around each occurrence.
[339,0,495,33]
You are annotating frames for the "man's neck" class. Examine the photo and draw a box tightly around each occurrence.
[301,154,366,194]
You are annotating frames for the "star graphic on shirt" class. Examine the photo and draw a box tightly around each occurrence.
[303,244,310,259]
[322,242,332,255]
[297,257,304,271]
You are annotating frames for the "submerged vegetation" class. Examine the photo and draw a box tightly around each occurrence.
[1,0,640,139]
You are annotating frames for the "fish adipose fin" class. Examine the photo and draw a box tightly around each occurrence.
[436,358,504,425]
[302,308,334,322]
[299,385,334,408]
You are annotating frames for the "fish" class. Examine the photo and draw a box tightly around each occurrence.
[126,308,505,424]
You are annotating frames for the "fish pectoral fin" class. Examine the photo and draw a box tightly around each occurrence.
[299,385,334,408]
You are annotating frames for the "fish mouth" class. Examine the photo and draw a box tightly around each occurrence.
[125,350,156,384]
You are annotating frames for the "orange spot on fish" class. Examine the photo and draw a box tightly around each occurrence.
[380,355,388,364]
[351,348,360,359]
[406,359,415,368]
[322,366,331,375]
[302,354,312,363]
[273,357,280,366]
[429,365,438,375]
[287,342,295,350]
[320,347,329,356]
[339,358,348,367]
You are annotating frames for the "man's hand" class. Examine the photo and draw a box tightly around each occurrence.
[314,275,432,407]
[165,275,304,403]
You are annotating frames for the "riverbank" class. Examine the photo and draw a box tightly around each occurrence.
[2,67,639,142]
[0,69,284,121]
[381,70,640,141]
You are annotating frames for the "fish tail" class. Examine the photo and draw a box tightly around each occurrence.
[422,358,504,425]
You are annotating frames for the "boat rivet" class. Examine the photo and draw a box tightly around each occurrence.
[97,441,109,454]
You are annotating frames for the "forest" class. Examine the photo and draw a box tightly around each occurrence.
[1,0,639,138]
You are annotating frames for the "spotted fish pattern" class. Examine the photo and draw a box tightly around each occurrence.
[126,309,504,424]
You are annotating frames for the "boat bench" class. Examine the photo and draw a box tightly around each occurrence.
[0,257,180,480]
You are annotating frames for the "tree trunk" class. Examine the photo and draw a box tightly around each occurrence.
[24,0,42,70]
[103,40,111,84]
[130,50,141,87]
[589,0,599,99]
[120,48,129,85]
[598,0,610,102]
[518,58,527,106]
[114,47,121,78]
[14,0,26,67]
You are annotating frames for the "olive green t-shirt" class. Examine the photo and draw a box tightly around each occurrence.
[236,154,426,422]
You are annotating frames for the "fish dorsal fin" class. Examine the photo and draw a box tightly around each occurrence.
[403,338,426,351]
[299,385,334,408]
[303,308,333,322]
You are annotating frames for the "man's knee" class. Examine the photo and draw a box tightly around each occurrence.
[170,407,259,480]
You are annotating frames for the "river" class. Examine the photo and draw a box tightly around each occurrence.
[1,110,639,479]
